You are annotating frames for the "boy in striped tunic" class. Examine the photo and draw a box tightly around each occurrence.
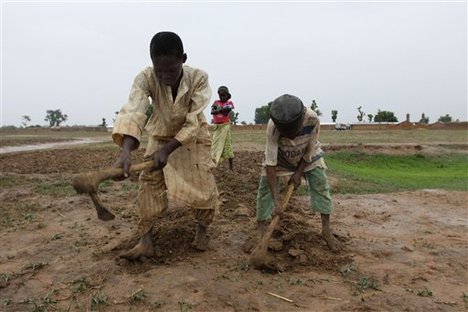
[256,94,342,252]
[112,32,219,259]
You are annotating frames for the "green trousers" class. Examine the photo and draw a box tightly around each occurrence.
[256,167,333,221]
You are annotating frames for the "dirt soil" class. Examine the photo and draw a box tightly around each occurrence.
[0,146,467,311]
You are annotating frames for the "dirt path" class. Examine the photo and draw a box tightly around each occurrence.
[0,149,467,311]
[0,138,109,154]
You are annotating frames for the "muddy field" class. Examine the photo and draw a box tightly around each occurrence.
[0,144,467,311]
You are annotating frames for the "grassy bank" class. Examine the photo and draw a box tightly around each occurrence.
[326,152,468,194]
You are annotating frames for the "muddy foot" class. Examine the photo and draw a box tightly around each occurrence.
[192,224,209,251]
[192,237,209,251]
[322,228,344,252]
[119,241,154,260]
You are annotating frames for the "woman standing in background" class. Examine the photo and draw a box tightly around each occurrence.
[211,86,235,170]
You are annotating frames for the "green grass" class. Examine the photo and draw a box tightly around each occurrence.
[35,178,75,196]
[0,176,24,188]
[327,152,468,194]
[320,129,467,144]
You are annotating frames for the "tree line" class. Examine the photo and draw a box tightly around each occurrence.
[254,101,453,124]
[17,106,454,128]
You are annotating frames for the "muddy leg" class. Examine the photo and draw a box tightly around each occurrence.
[321,214,343,252]
[192,223,209,251]
[120,228,155,260]
[192,209,214,251]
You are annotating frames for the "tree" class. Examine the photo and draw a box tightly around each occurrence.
[44,109,68,127]
[357,106,365,122]
[21,115,31,127]
[230,111,239,125]
[254,103,271,124]
[311,100,322,116]
[438,114,452,123]
[331,110,338,122]
[101,118,107,127]
[419,113,429,124]
[374,110,398,122]
[113,111,119,123]
[367,114,374,123]
[241,121,247,125]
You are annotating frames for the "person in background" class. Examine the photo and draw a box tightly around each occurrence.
[255,94,342,252]
[210,86,235,170]
[112,31,219,259]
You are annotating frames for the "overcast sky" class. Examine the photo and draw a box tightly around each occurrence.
[2,1,467,127]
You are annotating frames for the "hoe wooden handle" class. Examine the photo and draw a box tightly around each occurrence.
[249,183,295,268]
[258,184,295,246]
[72,160,154,194]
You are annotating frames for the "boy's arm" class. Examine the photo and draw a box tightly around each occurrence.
[112,70,152,149]
[302,114,320,163]
[264,121,283,215]
[112,70,151,177]
[174,72,212,144]
[151,71,210,171]
[266,165,280,207]
[289,158,307,188]
[113,135,139,177]
[151,138,182,171]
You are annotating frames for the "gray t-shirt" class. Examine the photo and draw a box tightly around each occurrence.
[262,108,326,176]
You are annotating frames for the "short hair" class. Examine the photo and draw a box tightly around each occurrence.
[150,32,184,59]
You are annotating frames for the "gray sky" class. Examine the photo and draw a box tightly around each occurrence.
[2,1,467,127]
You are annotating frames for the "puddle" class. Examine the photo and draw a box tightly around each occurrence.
[0,138,108,154]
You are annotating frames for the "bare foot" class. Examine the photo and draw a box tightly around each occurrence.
[192,224,209,251]
[120,235,154,260]
[322,227,343,252]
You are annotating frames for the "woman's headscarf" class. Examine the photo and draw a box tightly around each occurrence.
[217,86,231,100]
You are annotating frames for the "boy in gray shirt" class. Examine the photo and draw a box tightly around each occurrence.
[256,94,342,252]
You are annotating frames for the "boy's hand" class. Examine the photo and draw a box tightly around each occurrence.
[113,150,132,179]
[151,149,169,171]
[150,139,181,172]
[289,172,302,189]
[113,135,138,179]
[272,199,283,217]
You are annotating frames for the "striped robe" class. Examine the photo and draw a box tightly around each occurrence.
[112,65,219,233]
